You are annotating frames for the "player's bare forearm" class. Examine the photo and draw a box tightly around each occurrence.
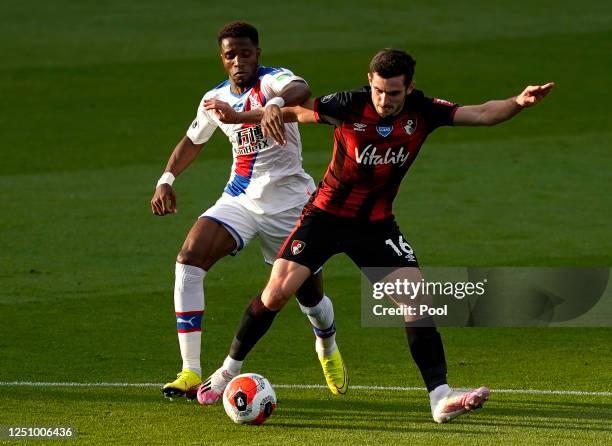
[204,95,316,145]
[151,136,203,216]
[204,94,315,145]
[282,98,317,124]
[233,109,265,124]
[220,101,316,124]
[204,95,315,124]
[454,82,554,126]
[455,98,523,126]
[164,136,204,176]
[203,99,263,124]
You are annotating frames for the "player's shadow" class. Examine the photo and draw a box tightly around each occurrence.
[464,403,612,433]
[272,392,612,434]
[271,395,489,434]
[269,420,487,435]
[504,399,612,410]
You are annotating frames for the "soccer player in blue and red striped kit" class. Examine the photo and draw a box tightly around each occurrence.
[204,48,553,422]
[151,22,344,403]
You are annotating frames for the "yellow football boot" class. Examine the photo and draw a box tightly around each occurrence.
[319,347,348,395]
[162,369,202,400]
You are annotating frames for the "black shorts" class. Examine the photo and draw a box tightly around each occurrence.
[278,205,419,282]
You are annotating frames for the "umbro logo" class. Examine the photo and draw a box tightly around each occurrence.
[320,93,336,103]
[353,123,367,132]
[291,240,305,255]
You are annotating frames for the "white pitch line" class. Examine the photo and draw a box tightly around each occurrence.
[0,382,159,388]
[0,382,610,397]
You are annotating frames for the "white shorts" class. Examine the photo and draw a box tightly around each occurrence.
[200,194,304,264]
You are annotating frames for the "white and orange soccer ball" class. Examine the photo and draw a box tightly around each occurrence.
[222,373,277,425]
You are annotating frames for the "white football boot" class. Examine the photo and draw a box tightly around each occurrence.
[432,386,490,423]
[196,367,235,405]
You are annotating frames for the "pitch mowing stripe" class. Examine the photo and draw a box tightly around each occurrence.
[0,381,610,396]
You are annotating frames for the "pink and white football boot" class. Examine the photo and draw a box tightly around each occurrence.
[432,386,490,423]
[196,367,235,405]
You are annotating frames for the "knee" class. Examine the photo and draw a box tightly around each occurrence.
[262,283,293,311]
[176,248,206,269]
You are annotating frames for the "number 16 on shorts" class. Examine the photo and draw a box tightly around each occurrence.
[385,235,416,262]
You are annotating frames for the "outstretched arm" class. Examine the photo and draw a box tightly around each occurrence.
[454,82,554,126]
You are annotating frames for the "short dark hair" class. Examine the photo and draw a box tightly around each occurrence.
[369,49,416,86]
[217,21,259,46]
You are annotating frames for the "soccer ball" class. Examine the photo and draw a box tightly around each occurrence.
[222,373,277,425]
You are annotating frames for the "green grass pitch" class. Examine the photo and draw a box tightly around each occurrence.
[1,1,611,444]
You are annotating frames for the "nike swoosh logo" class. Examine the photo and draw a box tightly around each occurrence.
[334,365,349,394]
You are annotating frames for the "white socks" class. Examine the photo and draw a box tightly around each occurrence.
[174,262,205,376]
[174,268,337,377]
[223,356,243,376]
[429,384,451,412]
[298,295,337,357]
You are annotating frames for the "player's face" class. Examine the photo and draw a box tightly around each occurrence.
[368,72,414,118]
[220,37,261,89]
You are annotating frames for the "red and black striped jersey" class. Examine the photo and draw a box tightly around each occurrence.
[310,87,458,221]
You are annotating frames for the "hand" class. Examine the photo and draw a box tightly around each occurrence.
[150,183,177,216]
[204,99,240,123]
[261,104,287,145]
[515,82,555,108]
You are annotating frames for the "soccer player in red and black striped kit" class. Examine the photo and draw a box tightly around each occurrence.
[204,48,554,422]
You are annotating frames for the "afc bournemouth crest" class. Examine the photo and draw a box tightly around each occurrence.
[291,240,305,255]
[404,119,416,135]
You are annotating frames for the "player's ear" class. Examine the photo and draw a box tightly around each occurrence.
[406,80,415,95]
[367,72,373,86]
[256,47,261,59]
